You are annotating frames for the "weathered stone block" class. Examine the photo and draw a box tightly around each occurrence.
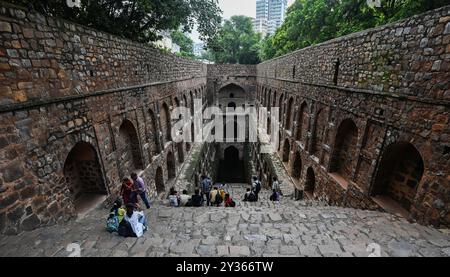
[0,192,19,209]
[21,214,41,231]
[0,21,12,32]
[3,163,24,183]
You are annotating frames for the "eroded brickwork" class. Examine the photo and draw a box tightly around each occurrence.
[0,2,449,235]
[0,3,206,234]
[256,6,450,227]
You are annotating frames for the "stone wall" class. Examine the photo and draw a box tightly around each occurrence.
[256,6,450,227]
[0,2,207,234]
[207,64,257,107]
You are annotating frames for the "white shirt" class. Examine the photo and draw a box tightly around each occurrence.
[272,181,280,191]
[179,194,191,206]
[124,211,146,238]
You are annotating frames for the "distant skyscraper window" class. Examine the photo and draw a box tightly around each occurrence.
[253,0,288,35]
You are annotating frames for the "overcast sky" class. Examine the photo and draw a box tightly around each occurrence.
[190,0,295,43]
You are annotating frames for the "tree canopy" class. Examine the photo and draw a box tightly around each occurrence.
[9,0,222,44]
[209,15,261,64]
[260,0,450,60]
[171,30,195,58]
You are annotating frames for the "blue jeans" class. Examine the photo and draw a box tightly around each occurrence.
[137,191,150,209]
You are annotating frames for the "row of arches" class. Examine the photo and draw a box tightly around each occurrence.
[258,85,425,213]
[62,86,205,213]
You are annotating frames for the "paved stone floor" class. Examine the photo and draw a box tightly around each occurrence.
[0,184,449,257]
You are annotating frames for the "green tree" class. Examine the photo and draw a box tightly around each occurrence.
[8,0,222,44]
[171,30,195,58]
[260,0,449,60]
[209,15,261,64]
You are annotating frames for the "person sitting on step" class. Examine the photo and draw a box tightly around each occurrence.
[118,203,148,238]
[270,189,280,202]
[224,193,236,207]
[243,188,257,202]
[189,189,203,207]
[179,190,191,207]
[168,189,179,207]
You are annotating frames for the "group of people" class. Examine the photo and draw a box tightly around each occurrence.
[106,173,151,238]
[168,175,236,208]
[243,176,283,202]
[107,199,148,238]
[106,173,284,237]
[120,173,151,209]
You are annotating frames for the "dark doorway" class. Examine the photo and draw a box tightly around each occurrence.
[64,142,107,213]
[218,146,245,183]
[167,151,176,180]
[305,167,316,196]
[155,166,165,193]
[372,142,424,212]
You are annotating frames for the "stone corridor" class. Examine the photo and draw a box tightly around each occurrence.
[1,184,449,257]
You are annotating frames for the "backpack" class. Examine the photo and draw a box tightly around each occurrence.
[248,192,257,202]
[254,181,261,194]
[106,213,119,233]
[215,192,223,205]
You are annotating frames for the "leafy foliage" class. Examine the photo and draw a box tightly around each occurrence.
[171,30,195,58]
[260,0,450,60]
[8,0,222,44]
[209,15,262,64]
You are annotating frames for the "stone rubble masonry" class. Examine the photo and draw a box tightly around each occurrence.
[256,5,450,228]
[0,2,207,235]
[0,1,449,235]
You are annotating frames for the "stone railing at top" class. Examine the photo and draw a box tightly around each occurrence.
[0,1,207,107]
[257,5,450,102]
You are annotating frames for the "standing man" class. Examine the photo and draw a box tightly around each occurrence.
[201,175,212,206]
[252,176,262,201]
[131,173,150,209]
[272,176,282,196]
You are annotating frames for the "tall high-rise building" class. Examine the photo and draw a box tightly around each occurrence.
[253,0,288,36]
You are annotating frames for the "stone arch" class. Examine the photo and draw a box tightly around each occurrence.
[174,97,180,107]
[329,119,359,181]
[285,97,294,131]
[305,167,316,195]
[278,93,284,122]
[295,101,308,141]
[272,91,277,107]
[282,138,290,163]
[160,102,172,142]
[266,89,272,109]
[224,118,239,142]
[228,102,237,109]
[148,108,160,156]
[155,166,165,193]
[189,91,194,116]
[177,142,184,163]
[372,142,424,212]
[311,108,327,155]
[278,131,282,151]
[118,119,143,175]
[186,122,194,151]
[292,151,302,181]
[63,142,107,212]
[183,94,188,110]
[167,151,176,180]
[218,145,245,183]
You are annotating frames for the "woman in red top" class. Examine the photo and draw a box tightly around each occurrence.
[224,194,235,207]
[120,178,134,205]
